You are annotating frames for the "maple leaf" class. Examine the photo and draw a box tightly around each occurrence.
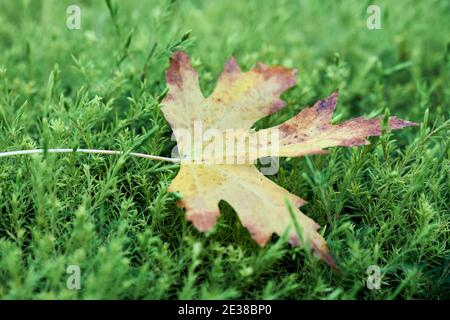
[161,51,416,267]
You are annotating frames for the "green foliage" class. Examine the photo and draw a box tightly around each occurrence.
[0,0,448,299]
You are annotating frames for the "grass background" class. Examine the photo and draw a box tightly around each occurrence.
[0,0,448,299]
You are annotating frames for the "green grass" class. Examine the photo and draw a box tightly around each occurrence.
[0,0,448,299]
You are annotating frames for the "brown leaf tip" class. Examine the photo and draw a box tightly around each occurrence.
[224,56,241,73]
[314,90,339,114]
[166,51,194,87]
[294,197,308,207]
[311,243,337,269]
[288,235,337,269]
[246,223,270,246]
[388,116,419,129]
[188,210,220,232]
[254,62,297,89]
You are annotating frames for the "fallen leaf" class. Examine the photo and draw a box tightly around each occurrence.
[161,51,417,267]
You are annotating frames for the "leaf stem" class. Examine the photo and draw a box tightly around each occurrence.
[0,148,180,163]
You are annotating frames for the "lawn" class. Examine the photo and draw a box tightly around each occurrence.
[0,0,448,299]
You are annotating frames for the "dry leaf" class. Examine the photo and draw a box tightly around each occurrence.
[161,51,416,267]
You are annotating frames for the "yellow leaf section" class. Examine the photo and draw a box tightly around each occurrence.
[204,58,296,130]
[169,163,336,267]
[162,52,297,135]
